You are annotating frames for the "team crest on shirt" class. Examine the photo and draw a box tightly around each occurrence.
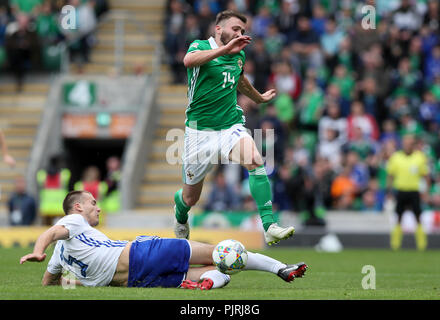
[190,42,199,49]
[186,170,194,180]
[237,59,243,70]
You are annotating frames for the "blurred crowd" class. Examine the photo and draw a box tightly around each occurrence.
[0,0,108,91]
[8,154,121,226]
[164,0,440,223]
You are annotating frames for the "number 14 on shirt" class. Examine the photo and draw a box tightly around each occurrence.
[222,72,235,89]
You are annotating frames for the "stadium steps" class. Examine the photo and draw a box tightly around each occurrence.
[135,84,213,212]
[0,81,49,214]
[72,0,164,76]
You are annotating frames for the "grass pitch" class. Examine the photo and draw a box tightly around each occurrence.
[1,247,439,300]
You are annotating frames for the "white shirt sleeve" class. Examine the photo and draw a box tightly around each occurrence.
[47,242,62,275]
[55,214,88,240]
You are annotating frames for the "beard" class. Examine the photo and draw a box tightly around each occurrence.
[220,31,235,45]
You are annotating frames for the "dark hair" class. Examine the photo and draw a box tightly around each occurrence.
[215,10,247,25]
[62,190,90,215]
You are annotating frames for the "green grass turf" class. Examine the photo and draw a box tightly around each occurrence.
[1,247,439,300]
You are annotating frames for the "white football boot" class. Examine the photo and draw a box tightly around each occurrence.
[173,206,190,239]
[264,223,295,245]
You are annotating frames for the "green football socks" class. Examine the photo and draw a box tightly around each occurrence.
[174,188,191,224]
[248,165,276,231]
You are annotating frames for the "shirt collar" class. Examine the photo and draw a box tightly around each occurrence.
[208,36,219,49]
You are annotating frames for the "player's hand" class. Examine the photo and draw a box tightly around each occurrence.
[20,253,47,264]
[224,35,251,55]
[3,153,16,168]
[259,89,277,103]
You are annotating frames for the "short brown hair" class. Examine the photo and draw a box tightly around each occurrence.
[215,10,247,26]
[62,190,90,215]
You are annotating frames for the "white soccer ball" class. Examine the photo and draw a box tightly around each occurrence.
[212,239,248,275]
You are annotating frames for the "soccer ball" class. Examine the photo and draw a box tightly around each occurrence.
[212,239,248,275]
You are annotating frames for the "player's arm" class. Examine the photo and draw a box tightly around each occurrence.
[42,270,62,286]
[19,225,69,264]
[237,74,276,104]
[0,129,16,168]
[183,36,251,68]
[41,271,83,287]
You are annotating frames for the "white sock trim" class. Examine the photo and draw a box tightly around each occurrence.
[200,270,230,289]
[244,252,287,274]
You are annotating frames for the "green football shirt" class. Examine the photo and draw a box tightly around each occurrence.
[185,37,246,130]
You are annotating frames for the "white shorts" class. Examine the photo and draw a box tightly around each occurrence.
[182,123,251,185]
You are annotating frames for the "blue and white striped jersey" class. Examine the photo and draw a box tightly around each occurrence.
[47,214,128,287]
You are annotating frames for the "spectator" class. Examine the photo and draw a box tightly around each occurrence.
[4,13,40,91]
[350,18,381,59]
[423,0,440,30]
[390,56,423,103]
[259,103,286,164]
[420,25,438,59]
[193,0,221,15]
[316,127,344,171]
[347,101,380,141]
[346,125,378,161]
[298,76,325,132]
[63,0,97,69]
[424,44,440,84]
[408,35,424,73]
[267,61,301,101]
[272,164,293,211]
[330,164,357,210]
[10,0,42,17]
[380,118,400,147]
[37,155,71,225]
[247,37,272,92]
[336,36,356,73]
[289,159,326,226]
[357,76,384,120]
[325,82,350,116]
[399,111,424,137]
[329,64,355,102]
[252,5,273,38]
[35,0,61,46]
[263,23,285,60]
[164,0,187,83]
[290,15,322,73]
[389,93,412,121]
[361,179,382,211]
[320,16,345,72]
[310,4,327,37]
[429,173,440,210]
[8,176,37,226]
[318,101,347,144]
[419,90,440,130]
[197,1,214,38]
[391,0,422,31]
[103,156,121,214]
[275,0,298,38]
[74,165,108,212]
[204,169,241,212]
[346,150,370,193]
